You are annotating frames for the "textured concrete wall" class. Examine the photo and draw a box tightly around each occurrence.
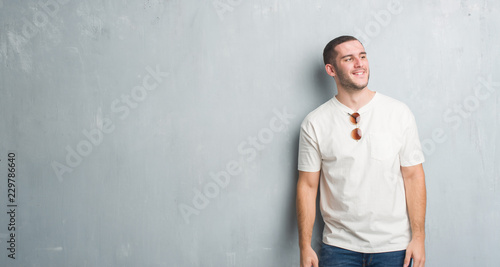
[0,0,499,266]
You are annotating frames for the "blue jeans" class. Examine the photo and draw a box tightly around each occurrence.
[319,243,411,267]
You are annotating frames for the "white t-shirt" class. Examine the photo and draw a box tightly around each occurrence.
[298,92,425,253]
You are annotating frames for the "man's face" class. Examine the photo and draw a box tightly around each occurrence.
[331,40,370,91]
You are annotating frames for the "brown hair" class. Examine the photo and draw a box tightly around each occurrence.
[323,35,363,66]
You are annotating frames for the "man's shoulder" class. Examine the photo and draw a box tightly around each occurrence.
[301,98,335,125]
[375,92,412,113]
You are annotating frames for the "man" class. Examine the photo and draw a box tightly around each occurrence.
[296,35,426,267]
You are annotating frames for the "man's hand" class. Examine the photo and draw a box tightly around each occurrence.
[300,246,319,267]
[404,237,425,267]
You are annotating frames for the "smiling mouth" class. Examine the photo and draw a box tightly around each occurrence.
[352,70,366,76]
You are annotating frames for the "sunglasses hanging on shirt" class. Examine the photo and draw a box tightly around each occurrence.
[348,112,362,141]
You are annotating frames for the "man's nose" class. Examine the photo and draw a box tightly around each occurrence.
[354,57,363,68]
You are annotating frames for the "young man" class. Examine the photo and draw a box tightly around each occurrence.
[296,36,426,267]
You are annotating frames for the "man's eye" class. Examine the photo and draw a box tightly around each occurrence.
[345,58,352,61]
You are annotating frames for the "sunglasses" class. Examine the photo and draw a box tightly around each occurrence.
[348,112,362,141]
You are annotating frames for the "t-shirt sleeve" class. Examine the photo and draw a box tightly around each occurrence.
[298,119,322,172]
[399,108,425,167]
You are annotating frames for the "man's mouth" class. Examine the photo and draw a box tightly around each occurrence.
[352,70,366,76]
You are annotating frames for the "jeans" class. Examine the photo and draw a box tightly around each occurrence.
[319,243,411,267]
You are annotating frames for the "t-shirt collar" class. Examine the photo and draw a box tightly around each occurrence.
[331,91,379,114]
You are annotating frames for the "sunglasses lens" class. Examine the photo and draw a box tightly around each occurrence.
[351,128,362,140]
[349,113,361,124]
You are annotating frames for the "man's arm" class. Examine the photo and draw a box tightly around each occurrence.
[296,170,321,267]
[401,163,426,267]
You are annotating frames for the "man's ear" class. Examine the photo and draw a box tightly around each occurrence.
[325,64,336,78]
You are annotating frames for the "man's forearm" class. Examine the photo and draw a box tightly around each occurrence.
[296,171,320,249]
[402,164,427,238]
[297,184,317,248]
[402,164,427,267]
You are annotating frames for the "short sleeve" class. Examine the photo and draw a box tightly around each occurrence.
[298,119,322,172]
[399,109,425,167]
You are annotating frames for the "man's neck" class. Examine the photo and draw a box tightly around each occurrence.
[335,88,376,112]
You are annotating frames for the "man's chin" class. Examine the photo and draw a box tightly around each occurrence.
[344,83,368,91]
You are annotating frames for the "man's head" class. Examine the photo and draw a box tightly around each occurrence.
[323,36,370,91]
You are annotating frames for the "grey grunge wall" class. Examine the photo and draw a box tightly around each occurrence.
[0,0,499,266]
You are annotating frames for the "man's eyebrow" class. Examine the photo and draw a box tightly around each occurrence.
[340,54,353,59]
[340,52,367,59]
